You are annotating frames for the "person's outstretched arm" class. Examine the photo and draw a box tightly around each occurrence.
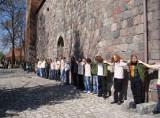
[103,60,114,66]
[138,60,160,69]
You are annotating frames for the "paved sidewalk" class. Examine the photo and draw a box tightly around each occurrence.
[0,69,159,118]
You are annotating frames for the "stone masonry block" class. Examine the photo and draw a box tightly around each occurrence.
[126,36,133,44]
[128,0,134,10]
[127,18,133,27]
[122,20,127,28]
[150,30,160,40]
[111,23,117,31]
[110,30,120,39]
[151,50,160,60]
[120,10,132,20]
[120,28,128,37]
[134,0,142,7]
[133,15,142,25]
[135,24,143,34]
[136,102,156,115]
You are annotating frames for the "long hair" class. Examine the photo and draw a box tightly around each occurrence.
[111,54,121,63]
[130,54,137,62]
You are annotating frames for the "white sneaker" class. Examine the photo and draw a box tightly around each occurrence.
[87,91,91,94]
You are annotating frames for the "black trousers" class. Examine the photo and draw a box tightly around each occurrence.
[114,78,123,102]
[72,73,77,87]
[65,70,69,85]
[131,78,144,104]
[78,74,84,90]
[98,76,107,97]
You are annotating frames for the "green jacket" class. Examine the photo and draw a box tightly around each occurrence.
[91,61,108,77]
[129,63,148,85]
[103,63,108,77]
[91,61,98,75]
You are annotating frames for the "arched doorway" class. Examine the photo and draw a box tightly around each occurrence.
[57,36,64,57]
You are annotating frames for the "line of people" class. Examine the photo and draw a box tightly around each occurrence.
[71,54,160,114]
[35,56,70,85]
[31,54,160,114]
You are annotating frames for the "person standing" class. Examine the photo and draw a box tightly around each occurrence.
[55,58,61,80]
[128,54,148,108]
[49,59,55,80]
[65,60,70,85]
[105,54,127,105]
[60,56,66,85]
[95,56,109,99]
[40,58,46,78]
[71,56,78,89]
[91,58,98,94]
[37,59,42,76]
[84,58,92,93]
[77,58,85,90]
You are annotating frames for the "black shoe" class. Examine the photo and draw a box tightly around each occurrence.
[111,101,118,104]
[117,101,122,105]
[97,94,102,97]
[152,110,160,114]
[103,96,106,100]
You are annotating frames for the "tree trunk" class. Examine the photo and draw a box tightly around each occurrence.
[11,41,15,68]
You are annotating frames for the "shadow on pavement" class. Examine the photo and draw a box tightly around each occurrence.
[0,84,81,117]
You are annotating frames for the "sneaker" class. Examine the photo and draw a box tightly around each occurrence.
[83,90,87,93]
[87,91,91,94]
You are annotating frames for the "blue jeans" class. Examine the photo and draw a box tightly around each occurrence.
[27,66,32,73]
[93,75,98,93]
[49,69,54,80]
[154,86,160,111]
[61,69,66,85]
[84,76,91,92]
[36,68,40,76]
[40,68,45,77]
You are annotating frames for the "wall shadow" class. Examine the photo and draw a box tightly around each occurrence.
[73,30,84,59]
[0,84,81,117]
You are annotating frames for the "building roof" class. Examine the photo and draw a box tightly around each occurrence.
[5,48,24,59]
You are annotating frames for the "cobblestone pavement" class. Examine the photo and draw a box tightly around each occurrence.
[0,69,160,118]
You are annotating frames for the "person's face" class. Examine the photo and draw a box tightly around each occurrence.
[113,55,118,62]
[131,56,138,63]
[82,59,86,63]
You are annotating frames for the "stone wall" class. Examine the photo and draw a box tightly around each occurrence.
[27,0,160,61]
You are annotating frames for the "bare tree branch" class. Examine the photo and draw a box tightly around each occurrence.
[0,0,25,67]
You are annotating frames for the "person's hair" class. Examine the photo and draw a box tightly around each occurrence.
[111,54,121,63]
[95,56,103,62]
[86,58,91,63]
[78,57,82,62]
[130,54,137,61]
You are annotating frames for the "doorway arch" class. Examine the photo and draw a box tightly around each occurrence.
[57,36,64,56]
